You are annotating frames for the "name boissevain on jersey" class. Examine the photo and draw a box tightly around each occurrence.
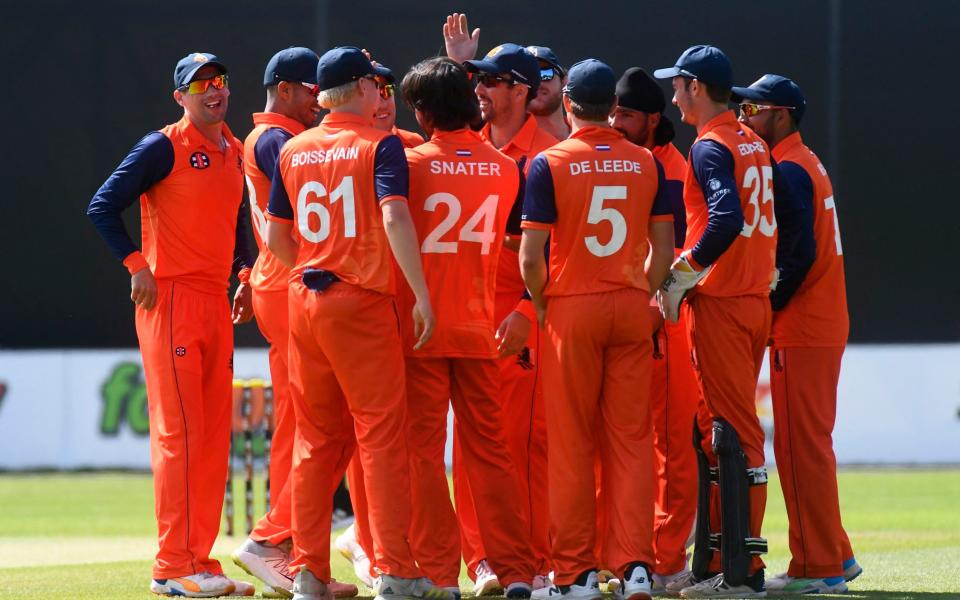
[290,146,360,167]
[569,159,645,176]
[429,160,503,176]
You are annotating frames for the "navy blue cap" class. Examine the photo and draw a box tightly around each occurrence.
[653,45,732,90]
[174,53,227,89]
[732,74,807,123]
[563,59,617,105]
[375,65,396,84]
[316,46,390,91]
[526,45,565,75]
[464,43,541,89]
[264,47,320,86]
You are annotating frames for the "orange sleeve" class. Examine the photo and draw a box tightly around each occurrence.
[122,251,149,275]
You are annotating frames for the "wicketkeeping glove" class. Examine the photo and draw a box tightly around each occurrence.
[656,254,711,322]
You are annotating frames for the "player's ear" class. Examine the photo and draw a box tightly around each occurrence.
[173,89,184,107]
[649,111,661,130]
[607,96,619,120]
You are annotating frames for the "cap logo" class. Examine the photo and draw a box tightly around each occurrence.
[528,46,540,56]
[486,45,504,58]
[192,54,208,63]
[190,151,210,170]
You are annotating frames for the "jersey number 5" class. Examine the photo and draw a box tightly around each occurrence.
[297,176,356,243]
[585,185,628,257]
[741,165,776,238]
[421,193,499,255]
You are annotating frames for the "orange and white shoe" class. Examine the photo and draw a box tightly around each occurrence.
[150,572,235,597]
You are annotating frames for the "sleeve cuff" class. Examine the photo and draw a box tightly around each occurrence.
[514,298,538,324]
[122,251,149,275]
[237,267,252,284]
[265,212,293,223]
[521,220,552,231]
[379,194,407,206]
[683,250,705,272]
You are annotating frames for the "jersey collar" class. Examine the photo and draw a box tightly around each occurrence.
[481,113,540,154]
[697,110,739,139]
[771,131,804,162]
[430,127,485,144]
[321,111,373,128]
[567,125,624,142]
[252,112,307,136]
[176,115,236,152]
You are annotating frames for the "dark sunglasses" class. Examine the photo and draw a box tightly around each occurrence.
[739,102,795,117]
[475,73,517,88]
[540,67,558,81]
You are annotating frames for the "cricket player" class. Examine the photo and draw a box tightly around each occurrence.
[609,67,698,594]
[734,74,861,595]
[520,58,675,600]
[445,20,558,591]
[395,55,537,599]
[87,52,255,597]
[653,45,790,598]
[230,46,358,599]
[527,46,570,140]
[335,61,426,593]
[264,46,450,600]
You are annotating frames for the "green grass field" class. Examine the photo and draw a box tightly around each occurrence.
[0,469,958,599]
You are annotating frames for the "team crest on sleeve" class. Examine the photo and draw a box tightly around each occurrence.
[708,178,722,191]
[190,151,210,170]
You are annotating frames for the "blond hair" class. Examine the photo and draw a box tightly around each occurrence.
[318,80,359,109]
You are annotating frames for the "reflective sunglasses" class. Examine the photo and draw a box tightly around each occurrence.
[378,83,395,99]
[476,73,517,88]
[180,73,228,95]
[540,67,558,81]
[739,102,795,117]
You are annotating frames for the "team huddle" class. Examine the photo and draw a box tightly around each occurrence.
[86,12,856,600]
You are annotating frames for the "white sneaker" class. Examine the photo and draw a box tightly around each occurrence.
[334,525,375,589]
[531,570,601,600]
[375,575,454,600]
[533,575,553,591]
[151,572,236,597]
[617,564,652,600]
[473,560,503,596]
[763,573,847,595]
[679,572,766,598]
[232,537,294,594]
[227,578,256,596]
[293,569,333,600]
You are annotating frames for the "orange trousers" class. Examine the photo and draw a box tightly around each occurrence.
[684,294,770,575]
[543,288,655,584]
[650,316,699,575]
[287,281,420,580]
[453,295,550,579]
[407,357,536,587]
[137,280,233,579]
[769,345,853,578]
[249,287,296,545]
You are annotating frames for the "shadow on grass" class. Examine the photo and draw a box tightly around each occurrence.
[768,594,960,599]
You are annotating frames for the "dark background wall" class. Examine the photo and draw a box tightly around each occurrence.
[1,0,957,347]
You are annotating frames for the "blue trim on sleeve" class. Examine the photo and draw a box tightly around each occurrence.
[689,139,744,267]
[87,132,174,262]
[650,159,673,217]
[267,159,294,220]
[505,161,525,235]
[254,128,292,179]
[373,135,409,202]
[233,196,257,274]
[770,159,816,310]
[520,154,556,224]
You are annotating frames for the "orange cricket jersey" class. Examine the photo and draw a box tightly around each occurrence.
[393,126,425,149]
[684,111,777,297]
[481,114,559,302]
[268,112,403,295]
[521,126,672,297]
[398,128,520,357]
[244,112,306,293]
[771,132,849,346]
[140,116,244,294]
[653,142,686,184]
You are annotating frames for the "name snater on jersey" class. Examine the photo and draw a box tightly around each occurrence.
[429,159,503,176]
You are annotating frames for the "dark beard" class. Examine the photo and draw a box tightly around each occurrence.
[529,93,562,117]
